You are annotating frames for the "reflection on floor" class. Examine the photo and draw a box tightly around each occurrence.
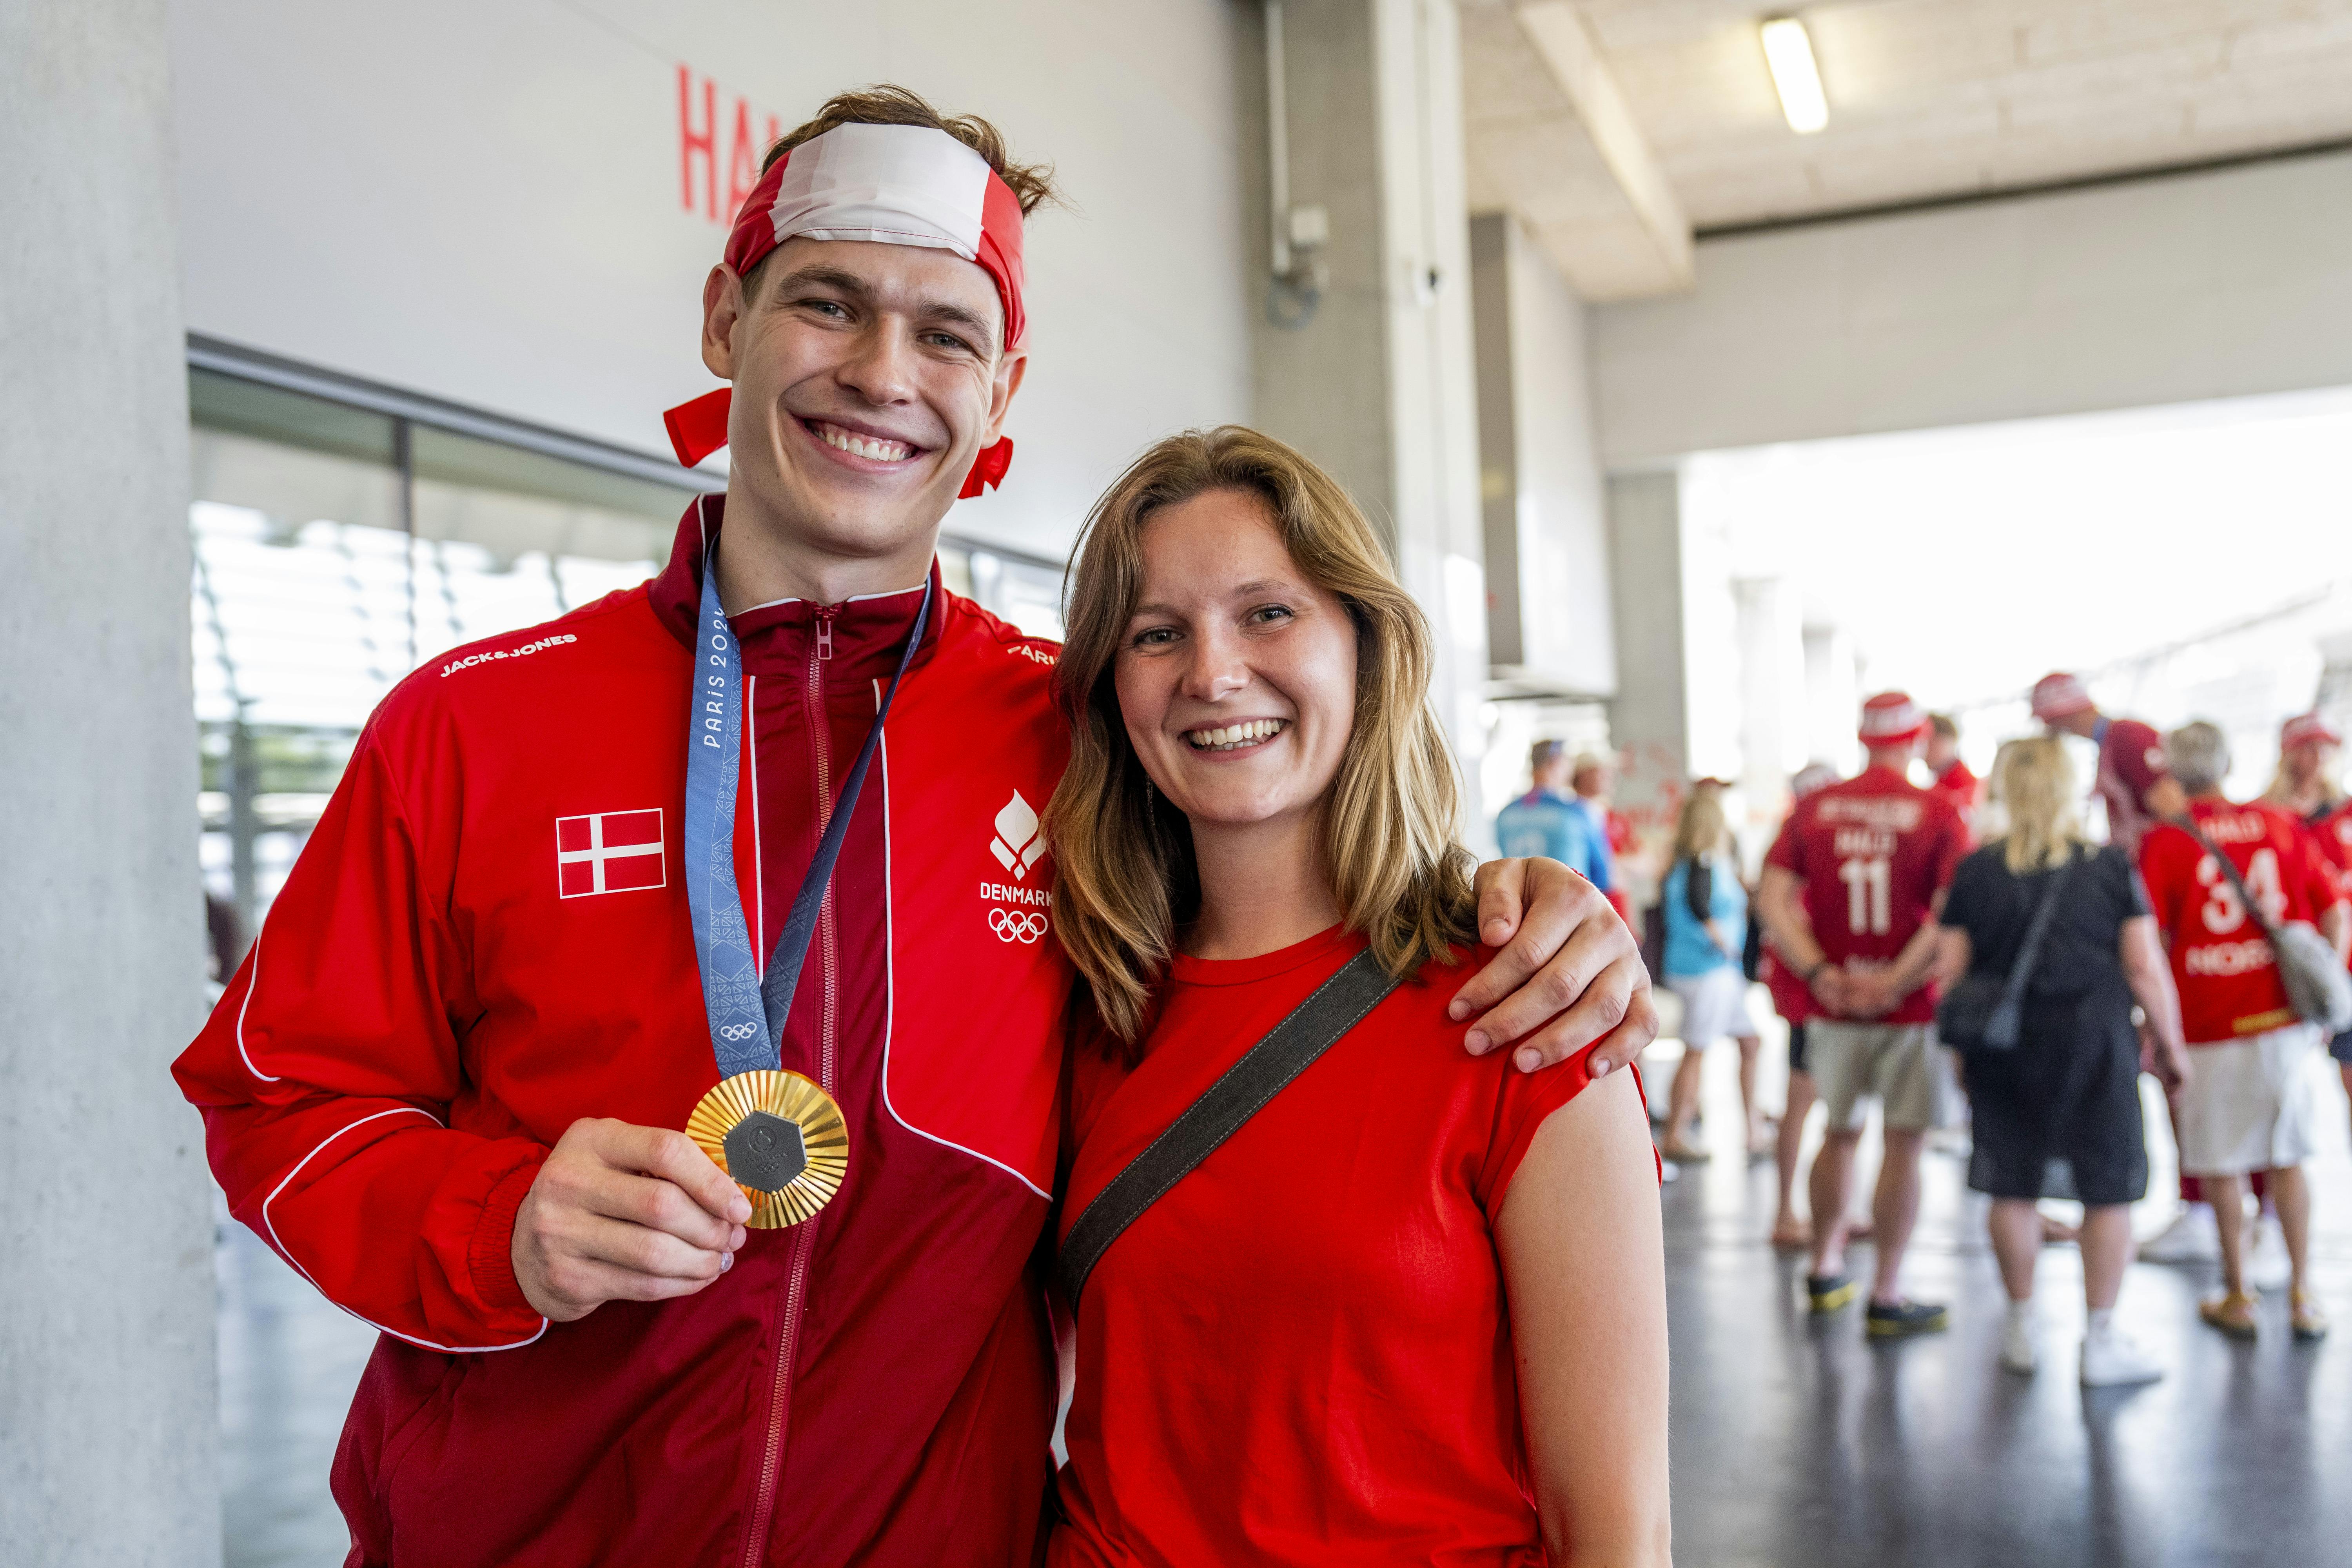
[1651,1030,2352,1568]
[217,1033,2352,1567]
[216,1194,374,1568]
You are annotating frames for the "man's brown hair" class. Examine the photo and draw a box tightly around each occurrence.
[739,85,1059,314]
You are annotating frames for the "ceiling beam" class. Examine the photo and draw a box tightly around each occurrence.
[1510,1,1693,292]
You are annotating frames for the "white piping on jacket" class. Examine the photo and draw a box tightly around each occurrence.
[233,929,278,1083]
[262,1105,550,1354]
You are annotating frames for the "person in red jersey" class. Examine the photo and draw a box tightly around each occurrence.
[2028,668,2238,1260]
[170,89,1654,1568]
[2140,721,2349,1341]
[2030,671,2186,857]
[1758,693,1969,1337]
[1926,712,1982,839]
[2269,712,2352,1129]
[1044,429,1671,1568]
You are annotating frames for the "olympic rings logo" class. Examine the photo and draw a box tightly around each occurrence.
[990,908,1049,944]
[717,1022,761,1042]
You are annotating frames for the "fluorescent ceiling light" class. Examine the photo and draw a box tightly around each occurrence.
[1760,16,1828,134]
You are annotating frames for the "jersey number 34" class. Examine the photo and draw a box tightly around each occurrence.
[2198,848,2283,935]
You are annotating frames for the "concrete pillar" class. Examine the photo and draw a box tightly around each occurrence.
[1803,624,1862,776]
[1732,577,1806,860]
[1468,212,1616,701]
[1245,0,1490,760]
[0,5,221,1565]
[1603,469,1687,895]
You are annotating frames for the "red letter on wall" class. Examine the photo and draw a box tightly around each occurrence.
[679,65,717,220]
[726,96,759,221]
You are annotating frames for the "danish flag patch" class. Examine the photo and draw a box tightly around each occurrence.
[557,809,666,897]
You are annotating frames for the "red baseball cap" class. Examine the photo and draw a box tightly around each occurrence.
[2281,711,2343,750]
[1858,691,1927,746]
[2030,672,2094,722]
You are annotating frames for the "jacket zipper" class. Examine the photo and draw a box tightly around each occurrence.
[742,605,840,1568]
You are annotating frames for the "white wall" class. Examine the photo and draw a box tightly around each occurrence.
[1497,217,1615,695]
[169,0,1251,560]
[1590,149,2352,466]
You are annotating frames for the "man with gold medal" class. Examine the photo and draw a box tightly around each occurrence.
[174,86,1657,1568]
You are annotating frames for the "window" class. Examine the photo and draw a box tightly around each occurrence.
[189,353,1065,969]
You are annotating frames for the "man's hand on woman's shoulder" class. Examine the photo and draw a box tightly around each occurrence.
[1452,858,1659,1077]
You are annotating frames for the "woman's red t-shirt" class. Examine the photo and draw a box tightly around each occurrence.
[1049,925,1604,1568]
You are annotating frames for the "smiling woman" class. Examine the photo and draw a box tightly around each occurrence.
[1050,426,1470,1046]
[1042,426,1671,1568]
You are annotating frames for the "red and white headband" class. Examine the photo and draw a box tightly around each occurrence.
[662,122,1028,499]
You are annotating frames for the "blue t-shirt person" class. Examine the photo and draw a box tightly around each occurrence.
[1567,794,1617,895]
[1495,787,1601,883]
[1661,855,1747,978]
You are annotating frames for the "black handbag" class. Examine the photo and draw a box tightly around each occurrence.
[1938,848,2083,1052]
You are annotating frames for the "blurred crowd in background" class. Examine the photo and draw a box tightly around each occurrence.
[1502,679,2352,1387]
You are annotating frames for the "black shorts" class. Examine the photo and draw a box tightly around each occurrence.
[1964,1002,2148,1207]
[1787,1021,1808,1076]
[2332,1028,2352,1066]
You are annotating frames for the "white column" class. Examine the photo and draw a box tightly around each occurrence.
[1803,623,1862,776]
[1469,212,1617,700]
[1603,470,1687,896]
[1249,0,1489,764]
[1733,576,1806,857]
[0,5,221,1564]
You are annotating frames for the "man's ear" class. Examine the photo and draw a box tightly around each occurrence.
[701,264,748,379]
[982,347,1028,444]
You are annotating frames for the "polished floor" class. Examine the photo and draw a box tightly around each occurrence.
[218,1030,2352,1567]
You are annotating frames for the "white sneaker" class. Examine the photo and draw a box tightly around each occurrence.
[2000,1310,2038,1375]
[2140,1204,2220,1264]
[2080,1326,2165,1388]
[2246,1218,2293,1291]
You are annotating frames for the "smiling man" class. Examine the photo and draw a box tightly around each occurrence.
[174,88,1655,1568]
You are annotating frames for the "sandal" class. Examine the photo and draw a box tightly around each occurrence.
[2292,1290,2330,1341]
[2200,1289,2260,1340]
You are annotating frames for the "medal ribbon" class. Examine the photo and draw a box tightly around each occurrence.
[683,554,933,1080]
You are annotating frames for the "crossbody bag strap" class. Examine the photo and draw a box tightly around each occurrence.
[2181,820,2284,945]
[1999,848,2084,1013]
[1057,946,1401,1305]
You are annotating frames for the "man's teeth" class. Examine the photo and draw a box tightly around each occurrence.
[817,424,913,462]
[1186,719,1286,751]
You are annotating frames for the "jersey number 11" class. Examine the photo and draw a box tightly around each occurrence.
[1840,855,1892,935]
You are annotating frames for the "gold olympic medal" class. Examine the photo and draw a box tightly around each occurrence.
[685,1069,849,1229]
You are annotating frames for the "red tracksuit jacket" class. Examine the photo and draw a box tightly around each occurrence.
[175,497,1072,1566]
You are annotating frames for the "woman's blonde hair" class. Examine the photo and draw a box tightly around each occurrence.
[2263,755,2345,812]
[1046,426,1475,1051]
[1993,736,2084,874]
[1671,788,1728,864]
